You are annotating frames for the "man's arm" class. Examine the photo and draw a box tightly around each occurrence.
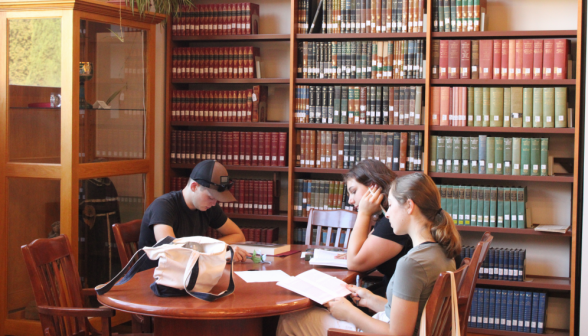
[153,224,176,242]
[216,218,246,244]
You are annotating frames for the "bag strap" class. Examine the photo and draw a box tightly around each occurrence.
[418,271,461,336]
[183,246,235,302]
[95,236,175,295]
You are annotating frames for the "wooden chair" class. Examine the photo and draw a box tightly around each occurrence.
[21,234,149,336]
[305,209,357,248]
[457,232,493,335]
[112,220,152,333]
[328,261,469,336]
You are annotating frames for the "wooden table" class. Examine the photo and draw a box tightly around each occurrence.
[97,245,358,336]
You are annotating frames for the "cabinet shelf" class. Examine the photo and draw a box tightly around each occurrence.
[227,212,288,221]
[172,78,290,84]
[173,34,290,42]
[171,121,289,129]
[294,168,418,175]
[171,163,288,172]
[456,225,571,237]
[430,126,575,134]
[295,123,424,131]
[428,172,573,183]
[297,78,425,85]
[432,30,577,39]
[468,328,568,336]
[476,275,571,291]
[296,32,426,40]
[431,79,576,86]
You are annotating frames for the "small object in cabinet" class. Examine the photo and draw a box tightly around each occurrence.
[79,61,93,109]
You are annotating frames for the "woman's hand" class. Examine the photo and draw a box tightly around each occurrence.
[334,253,347,259]
[346,284,374,308]
[232,246,250,262]
[357,186,384,216]
[324,297,357,321]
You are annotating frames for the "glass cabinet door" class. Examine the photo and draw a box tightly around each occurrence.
[79,20,147,164]
[8,18,61,164]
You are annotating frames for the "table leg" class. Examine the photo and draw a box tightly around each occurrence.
[154,317,263,336]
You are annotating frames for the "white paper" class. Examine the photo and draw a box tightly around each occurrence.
[235,270,291,283]
[277,269,351,305]
[308,249,348,268]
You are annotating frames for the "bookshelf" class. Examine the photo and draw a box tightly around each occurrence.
[164,0,583,335]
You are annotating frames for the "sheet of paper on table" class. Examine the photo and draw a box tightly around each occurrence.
[308,249,348,268]
[276,269,351,305]
[235,270,292,283]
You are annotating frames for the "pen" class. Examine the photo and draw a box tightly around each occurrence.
[368,186,387,216]
[356,275,360,287]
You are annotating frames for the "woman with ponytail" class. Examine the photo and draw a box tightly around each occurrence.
[277,173,461,336]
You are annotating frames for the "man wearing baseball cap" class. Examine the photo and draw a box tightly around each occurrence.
[138,160,249,261]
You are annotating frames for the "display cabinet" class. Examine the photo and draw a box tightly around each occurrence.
[0,1,164,335]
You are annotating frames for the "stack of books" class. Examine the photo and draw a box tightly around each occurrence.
[173,3,260,36]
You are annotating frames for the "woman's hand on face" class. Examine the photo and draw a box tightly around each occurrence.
[346,284,373,308]
[324,297,355,321]
[357,186,384,216]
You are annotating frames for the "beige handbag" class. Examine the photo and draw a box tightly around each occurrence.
[419,271,461,336]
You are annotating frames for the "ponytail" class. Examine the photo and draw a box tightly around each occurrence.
[390,173,462,259]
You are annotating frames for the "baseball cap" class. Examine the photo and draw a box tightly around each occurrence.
[190,160,237,203]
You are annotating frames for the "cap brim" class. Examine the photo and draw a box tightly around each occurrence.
[209,189,237,203]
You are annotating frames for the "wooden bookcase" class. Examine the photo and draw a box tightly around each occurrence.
[164,0,583,334]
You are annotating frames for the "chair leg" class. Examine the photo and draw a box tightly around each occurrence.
[101,317,112,336]
[132,314,153,333]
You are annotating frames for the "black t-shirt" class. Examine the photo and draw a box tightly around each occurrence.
[138,191,228,248]
[371,216,413,280]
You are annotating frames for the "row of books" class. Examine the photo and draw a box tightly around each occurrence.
[292,226,349,246]
[439,185,527,229]
[432,39,572,80]
[430,86,570,128]
[170,130,287,167]
[170,87,268,122]
[171,47,260,79]
[293,179,352,217]
[432,0,487,32]
[94,129,143,160]
[297,130,423,171]
[470,288,546,334]
[298,0,425,34]
[242,227,279,243]
[462,245,526,281]
[172,3,260,36]
[298,40,425,79]
[294,85,423,125]
[430,136,550,176]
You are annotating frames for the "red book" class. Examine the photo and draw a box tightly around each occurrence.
[431,87,440,125]
[399,132,408,171]
[479,40,493,79]
[238,131,246,165]
[533,40,544,80]
[461,87,468,127]
[508,40,516,79]
[440,87,450,126]
[448,40,461,79]
[522,39,534,79]
[211,131,218,160]
[554,39,569,79]
[460,40,471,79]
[501,40,509,79]
[543,40,554,79]
[515,39,523,79]
[245,132,252,166]
[239,180,245,214]
[189,90,196,121]
[264,132,271,166]
[492,40,502,79]
[278,132,287,167]
[231,131,239,165]
[268,180,274,215]
[246,89,253,122]
[439,40,449,79]
[251,132,259,166]
[270,132,279,166]
[195,131,202,163]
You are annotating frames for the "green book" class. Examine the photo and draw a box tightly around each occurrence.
[474,87,483,127]
[469,137,479,174]
[517,187,526,229]
[530,138,541,176]
[503,137,513,175]
[512,137,522,175]
[490,87,504,127]
[446,186,453,221]
[334,86,342,124]
[503,87,511,127]
[483,187,491,227]
[452,136,462,174]
[458,186,465,225]
[543,87,555,128]
[532,88,543,128]
[464,186,472,225]
[440,185,447,210]
[438,0,446,32]
[444,0,451,32]
[478,135,487,174]
[510,87,523,127]
[456,0,462,31]
[341,86,349,124]
[497,188,504,227]
[471,186,478,226]
[521,138,531,176]
[462,136,470,174]
[494,137,504,175]
[486,137,495,174]
[436,136,446,172]
[354,87,361,122]
[541,138,549,176]
[430,135,438,172]
[450,0,457,31]
[503,188,511,228]
[511,187,519,228]
[467,87,474,126]
[452,186,459,225]
[522,88,533,127]
[482,87,491,127]
[489,187,497,227]
[555,87,568,128]
[445,136,453,173]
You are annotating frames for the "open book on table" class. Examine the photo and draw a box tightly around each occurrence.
[308,249,348,268]
[276,269,351,305]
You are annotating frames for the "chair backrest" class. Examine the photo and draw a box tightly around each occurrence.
[457,232,493,335]
[423,261,469,336]
[112,219,142,266]
[305,209,357,248]
[21,235,89,336]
